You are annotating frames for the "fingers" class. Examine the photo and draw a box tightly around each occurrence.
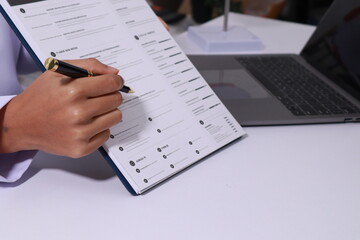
[70,129,111,158]
[43,58,125,157]
[10,57,125,158]
[70,74,124,98]
[65,58,119,75]
[59,58,124,97]
[87,130,111,154]
[66,109,122,158]
[89,109,123,137]
[85,92,123,117]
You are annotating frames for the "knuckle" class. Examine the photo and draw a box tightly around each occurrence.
[69,145,89,158]
[85,58,101,73]
[66,136,89,158]
[69,106,82,119]
[69,131,109,158]
[65,85,83,99]
[103,129,111,139]
[87,58,99,65]
[108,75,122,90]
[71,127,88,141]
[67,106,86,123]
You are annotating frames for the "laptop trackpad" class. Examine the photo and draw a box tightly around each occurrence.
[200,69,271,99]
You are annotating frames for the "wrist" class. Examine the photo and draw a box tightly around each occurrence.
[0,97,34,153]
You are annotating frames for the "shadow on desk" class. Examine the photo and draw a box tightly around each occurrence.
[0,150,116,188]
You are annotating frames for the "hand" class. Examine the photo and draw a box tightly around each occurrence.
[0,58,124,158]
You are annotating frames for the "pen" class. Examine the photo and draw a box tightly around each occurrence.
[44,57,134,94]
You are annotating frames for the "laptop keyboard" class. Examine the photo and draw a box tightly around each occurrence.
[236,56,360,116]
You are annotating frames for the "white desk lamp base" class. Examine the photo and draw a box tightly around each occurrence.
[187,25,263,52]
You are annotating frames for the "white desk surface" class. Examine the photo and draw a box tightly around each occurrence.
[1,13,360,240]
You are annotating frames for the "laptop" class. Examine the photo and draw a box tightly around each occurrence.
[188,0,360,126]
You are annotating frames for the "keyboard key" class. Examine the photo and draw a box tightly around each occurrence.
[287,105,305,116]
[299,104,317,115]
[340,107,357,114]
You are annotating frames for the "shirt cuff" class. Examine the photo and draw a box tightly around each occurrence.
[0,151,37,182]
[0,95,16,109]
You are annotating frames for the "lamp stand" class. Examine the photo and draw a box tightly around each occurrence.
[187,0,263,52]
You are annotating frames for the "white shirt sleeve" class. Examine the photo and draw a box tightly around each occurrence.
[17,43,39,74]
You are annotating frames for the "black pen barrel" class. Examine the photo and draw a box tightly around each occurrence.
[57,60,93,78]
[44,57,134,94]
[45,58,92,78]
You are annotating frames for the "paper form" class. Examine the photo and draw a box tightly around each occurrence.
[1,0,246,194]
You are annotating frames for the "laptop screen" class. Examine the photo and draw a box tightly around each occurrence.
[301,0,360,101]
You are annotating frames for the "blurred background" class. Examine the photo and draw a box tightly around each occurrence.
[149,0,334,25]
[19,0,335,86]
